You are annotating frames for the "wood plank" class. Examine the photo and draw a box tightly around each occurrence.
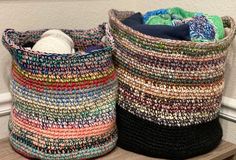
[0,139,235,160]
[97,147,161,160]
[0,138,26,160]
[189,141,236,160]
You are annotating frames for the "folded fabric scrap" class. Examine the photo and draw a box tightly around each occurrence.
[143,7,224,42]
[122,12,191,41]
[75,45,104,55]
[85,45,104,52]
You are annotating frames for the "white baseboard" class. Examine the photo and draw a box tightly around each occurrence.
[221,96,236,123]
[0,92,11,116]
[0,92,236,122]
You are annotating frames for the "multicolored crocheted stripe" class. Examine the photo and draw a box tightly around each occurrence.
[117,72,221,126]
[9,120,117,159]
[113,40,225,84]
[12,61,116,91]
[3,26,118,159]
[108,10,234,127]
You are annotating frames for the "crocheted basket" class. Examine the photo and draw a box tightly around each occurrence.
[108,9,236,159]
[2,24,118,159]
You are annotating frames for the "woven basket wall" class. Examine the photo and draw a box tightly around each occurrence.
[2,24,118,159]
[108,9,236,159]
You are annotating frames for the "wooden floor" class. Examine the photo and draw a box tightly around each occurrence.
[0,139,236,160]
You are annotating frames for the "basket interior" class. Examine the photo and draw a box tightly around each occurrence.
[7,27,106,53]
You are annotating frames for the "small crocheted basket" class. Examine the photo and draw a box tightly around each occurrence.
[2,24,118,159]
[108,9,236,159]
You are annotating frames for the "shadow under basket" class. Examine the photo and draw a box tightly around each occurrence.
[108,9,236,159]
[2,24,118,159]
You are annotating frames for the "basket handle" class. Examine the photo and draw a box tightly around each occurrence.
[222,16,236,37]
[104,23,115,47]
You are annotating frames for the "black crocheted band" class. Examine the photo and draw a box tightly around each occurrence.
[117,105,222,159]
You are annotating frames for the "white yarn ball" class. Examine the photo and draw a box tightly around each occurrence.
[32,36,72,54]
[32,29,75,54]
[41,29,74,48]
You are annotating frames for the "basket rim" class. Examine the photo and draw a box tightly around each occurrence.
[109,9,236,49]
[2,24,112,57]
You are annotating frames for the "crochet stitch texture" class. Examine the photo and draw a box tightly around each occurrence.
[2,25,118,160]
[108,9,236,159]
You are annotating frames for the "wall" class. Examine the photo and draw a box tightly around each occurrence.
[0,0,235,143]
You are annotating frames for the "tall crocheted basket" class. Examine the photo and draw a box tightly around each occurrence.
[2,24,118,159]
[108,9,236,159]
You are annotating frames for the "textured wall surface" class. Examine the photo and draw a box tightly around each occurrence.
[0,0,235,143]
